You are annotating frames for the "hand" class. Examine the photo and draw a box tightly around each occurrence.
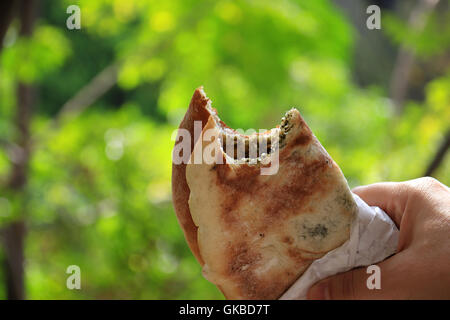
[307,177,450,300]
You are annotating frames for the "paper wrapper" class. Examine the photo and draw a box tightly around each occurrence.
[280,193,399,300]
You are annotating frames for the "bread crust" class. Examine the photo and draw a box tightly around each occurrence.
[171,87,212,265]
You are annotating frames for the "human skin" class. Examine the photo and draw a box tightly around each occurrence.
[307,177,450,300]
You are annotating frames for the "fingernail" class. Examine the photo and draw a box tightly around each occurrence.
[308,281,331,300]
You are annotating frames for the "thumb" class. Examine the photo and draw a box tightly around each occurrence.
[307,260,398,300]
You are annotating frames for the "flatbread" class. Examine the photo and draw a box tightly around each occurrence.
[172,88,357,299]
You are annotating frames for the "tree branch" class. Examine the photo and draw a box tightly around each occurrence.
[389,0,440,114]
[424,129,450,177]
[56,63,120,122]
[2,0,37,300]
[52,2,212,126]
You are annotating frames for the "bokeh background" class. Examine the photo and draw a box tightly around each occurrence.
[0,0,448,299]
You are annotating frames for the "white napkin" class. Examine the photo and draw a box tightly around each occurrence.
[280,193,399,300]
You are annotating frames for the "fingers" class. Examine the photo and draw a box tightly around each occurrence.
[307,256,406,300]
[316,177,450,300]
[307,267,370,300]
[352,177,448,227]
[352,182,410,227]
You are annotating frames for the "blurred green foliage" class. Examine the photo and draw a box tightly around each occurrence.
[0,0,448,299]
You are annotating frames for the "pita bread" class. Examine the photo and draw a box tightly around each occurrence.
[172,88,357,299]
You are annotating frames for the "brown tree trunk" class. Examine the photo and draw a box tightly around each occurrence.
[2,0,37,300]
[3,221,26,300]
[424,130,450,177]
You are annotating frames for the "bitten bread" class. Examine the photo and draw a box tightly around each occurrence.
[172,88,356,299]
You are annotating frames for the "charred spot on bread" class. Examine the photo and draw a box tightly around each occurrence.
[307,224,328,239]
